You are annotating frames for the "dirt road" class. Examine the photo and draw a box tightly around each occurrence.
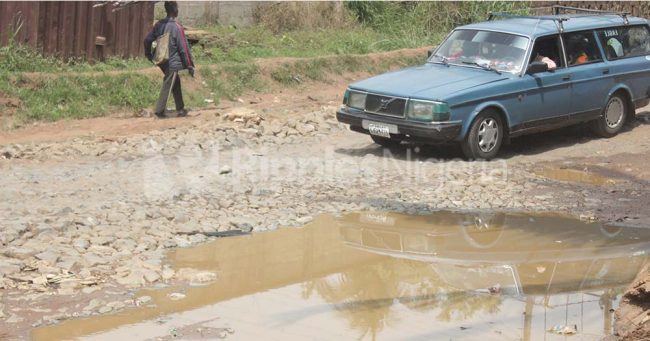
[1,86,650,339]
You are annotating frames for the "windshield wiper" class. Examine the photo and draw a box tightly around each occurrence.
[432,53,449,66]
[461,60,502,75]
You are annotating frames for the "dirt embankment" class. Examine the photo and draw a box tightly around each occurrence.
[616,265,650,340]
[1,47,428,144]
[18,47,428,81]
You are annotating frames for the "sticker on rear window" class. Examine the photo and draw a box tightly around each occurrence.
[604,29,619,37]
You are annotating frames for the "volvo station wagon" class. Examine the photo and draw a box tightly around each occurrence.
[337,6,650,159]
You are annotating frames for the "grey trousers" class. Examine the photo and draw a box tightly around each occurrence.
[154,69,184,115]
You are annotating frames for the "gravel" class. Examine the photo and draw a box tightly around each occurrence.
[0,105,607,330]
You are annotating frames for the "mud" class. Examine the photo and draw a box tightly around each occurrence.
[33,211,650,341]
[534,167,616,186]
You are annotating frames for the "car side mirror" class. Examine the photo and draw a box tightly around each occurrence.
[526,61,549,74]
[427,48,434,58]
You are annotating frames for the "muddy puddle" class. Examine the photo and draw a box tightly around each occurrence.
[33,211,650,340]
[535,167,615,186]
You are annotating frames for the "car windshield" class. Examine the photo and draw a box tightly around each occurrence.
[430,29,530,74]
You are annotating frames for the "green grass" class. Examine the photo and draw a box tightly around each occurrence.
[1,1,530,74]
[199,63,266,102]
[0,26,436,74]
[191,26,432,65]
[0,40,152,73]
[0,72,160,121]
[270,53,422,85]
[0,1,530,123]
[0,51,423,123]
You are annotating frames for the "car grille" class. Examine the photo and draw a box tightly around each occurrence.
[365,94,406,117]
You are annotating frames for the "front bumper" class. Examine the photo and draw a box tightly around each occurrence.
[336,107,462,143]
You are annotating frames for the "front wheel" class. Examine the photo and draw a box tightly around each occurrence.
[590,93,627,138]
[461,110,504,160]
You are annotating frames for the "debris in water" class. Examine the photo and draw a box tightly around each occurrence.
[488,285,501,294]
[190,271,218,286]
[168,293,186,301]
[580,214,598,222]
[549,324,577,335]
[219,166,232,175]
[170,327,178,338]
[175,229,250,238]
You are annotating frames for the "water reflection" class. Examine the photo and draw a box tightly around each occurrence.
[328,211,649,339]
[33,211,650,341]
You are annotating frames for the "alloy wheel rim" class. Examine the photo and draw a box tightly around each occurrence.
[477,118,499,153]
[605,97,624,129]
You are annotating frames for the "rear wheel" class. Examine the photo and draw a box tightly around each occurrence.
[461,109,504,160]
[590,93,627,137]
[371,135,402,148]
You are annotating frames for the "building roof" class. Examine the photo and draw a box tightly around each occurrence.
[459,15,648,38]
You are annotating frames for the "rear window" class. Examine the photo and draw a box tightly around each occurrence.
[597,25,650,60]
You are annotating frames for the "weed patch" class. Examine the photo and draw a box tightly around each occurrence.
[0,73,159,122]
[271,53,420,86]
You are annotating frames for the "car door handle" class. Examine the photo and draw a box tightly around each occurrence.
[602,69,610,74]
[562,75,571,81]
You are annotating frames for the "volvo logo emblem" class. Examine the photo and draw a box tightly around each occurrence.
[379,98,396,110]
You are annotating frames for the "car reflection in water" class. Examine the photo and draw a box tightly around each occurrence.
[336,211,650,339]
[33,211,650,341]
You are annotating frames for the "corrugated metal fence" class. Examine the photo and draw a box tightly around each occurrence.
[0,1,155,60]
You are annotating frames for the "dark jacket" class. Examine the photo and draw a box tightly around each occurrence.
[144,17,194,72]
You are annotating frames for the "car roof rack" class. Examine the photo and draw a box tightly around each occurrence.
[552,5,629,24]
[487,5,630,33]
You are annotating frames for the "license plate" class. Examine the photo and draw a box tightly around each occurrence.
[368,123,391,138]
[362,120,398,138]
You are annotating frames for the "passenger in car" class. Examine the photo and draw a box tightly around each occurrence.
[573,51,589,64]
[606,38,624,58]
[567,35,590,65]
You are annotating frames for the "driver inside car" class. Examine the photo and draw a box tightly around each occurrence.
[534,53,557,70]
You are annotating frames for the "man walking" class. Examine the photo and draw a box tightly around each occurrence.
[144,1,194,118]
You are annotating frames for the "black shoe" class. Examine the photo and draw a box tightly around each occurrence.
[177,109,189,117]
[154,111,166,119]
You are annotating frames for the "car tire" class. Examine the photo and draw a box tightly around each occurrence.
[461,109,503,160]
[371,135,402,148]
[590,93,627,138]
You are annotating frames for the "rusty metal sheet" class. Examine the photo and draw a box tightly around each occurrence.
[0,1,155,61]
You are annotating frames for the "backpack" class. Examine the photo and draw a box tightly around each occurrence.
[152,23,171,66]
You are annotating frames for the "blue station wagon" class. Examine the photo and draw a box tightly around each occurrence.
[336,7,650,159]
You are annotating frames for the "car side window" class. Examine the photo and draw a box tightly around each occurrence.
[529,35,564,69]
[563,31,603,66]
[597,25,650,60]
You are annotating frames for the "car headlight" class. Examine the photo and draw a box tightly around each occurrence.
[346,91,366,110]
[406,100,450,122]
